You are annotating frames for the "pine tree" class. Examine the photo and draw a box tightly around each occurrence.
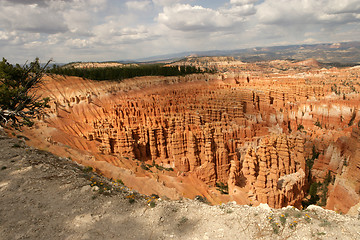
[0,58,51,127]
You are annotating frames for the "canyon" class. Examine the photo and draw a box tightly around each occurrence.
[20,58,360,213]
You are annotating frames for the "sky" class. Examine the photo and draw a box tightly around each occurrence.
[1,0,360,64]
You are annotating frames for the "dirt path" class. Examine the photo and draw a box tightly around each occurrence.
[1,129,360,240]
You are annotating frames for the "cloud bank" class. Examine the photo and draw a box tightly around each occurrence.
[0,0,359,63]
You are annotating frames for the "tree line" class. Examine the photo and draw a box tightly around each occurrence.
[48,64,212,81]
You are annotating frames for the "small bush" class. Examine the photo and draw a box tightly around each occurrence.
[178,216,188,226]
[280,214,287,226]
[216,182,229,194]
[83,166,93,173]
[140,163,149,171]
[12,143,22,148]
[151,194,160,199]
[116,179,124,185]
[319,219,331,227]
[289,221,297,229]
[314,121,322,128]
[194,195,208,204]
[16,135,29,141]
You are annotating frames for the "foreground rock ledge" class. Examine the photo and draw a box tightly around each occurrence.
[1,130,359,240]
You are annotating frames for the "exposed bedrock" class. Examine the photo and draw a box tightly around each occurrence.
[31,64,360,209]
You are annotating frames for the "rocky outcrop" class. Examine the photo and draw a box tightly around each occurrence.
[321,127,360,213]
[240,135,306,208]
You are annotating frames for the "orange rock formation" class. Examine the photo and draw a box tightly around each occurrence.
[19,59,360,211]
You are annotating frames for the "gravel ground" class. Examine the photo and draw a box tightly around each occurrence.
[1,129,360,240]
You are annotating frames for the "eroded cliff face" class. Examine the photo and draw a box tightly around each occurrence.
[240,135,306,208]
[22,60,360,210]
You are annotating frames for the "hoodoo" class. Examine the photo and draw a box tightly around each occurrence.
[22,58,360,212]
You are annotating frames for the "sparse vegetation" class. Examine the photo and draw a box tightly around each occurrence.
[82,166,93,173]
[303,170,333,208]
[178,216,188,226]
[331,84,340,95]
[216,182,229,194]
[305,145,319,177]
[348,109,356,126]
[194,195,209,204]
[116,179,124,185]
[318,171,332,206]
[319,219,331,227]
[280,214,287,226]
[12,143,22,148]
[303,144,332,208]
[314,121,322,128]
[268,216,280,234]
[140,163,150,171]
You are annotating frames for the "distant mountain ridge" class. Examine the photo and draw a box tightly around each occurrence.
[130,41,360,64]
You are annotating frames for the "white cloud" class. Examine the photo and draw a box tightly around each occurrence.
[230,0,258,6]
[157,4,244,32]
[152,0,182,6]
[0,0,359,63]
[326,0,360,14]
[0,3,68,34]
[126,1,151,11]
[91,21,157,45]
[65,38,91,48]
[222,4,256,16]
[257,0,360,25]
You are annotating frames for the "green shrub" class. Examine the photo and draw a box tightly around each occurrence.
[140,163,149,171]
[314,121,322,128]
[116,179,124,185]
[194,195,209,204]
[216,182,229,194]
[83,166,93,172]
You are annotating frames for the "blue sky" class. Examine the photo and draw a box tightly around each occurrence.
[0,0,359,63]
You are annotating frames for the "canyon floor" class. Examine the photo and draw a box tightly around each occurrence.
[1,129,360,240]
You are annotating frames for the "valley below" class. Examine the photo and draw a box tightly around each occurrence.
[9,57,360,214]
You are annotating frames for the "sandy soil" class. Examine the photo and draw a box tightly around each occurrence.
[1,129,360,240]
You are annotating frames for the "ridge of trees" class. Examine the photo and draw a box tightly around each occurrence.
[48,64,214,81]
